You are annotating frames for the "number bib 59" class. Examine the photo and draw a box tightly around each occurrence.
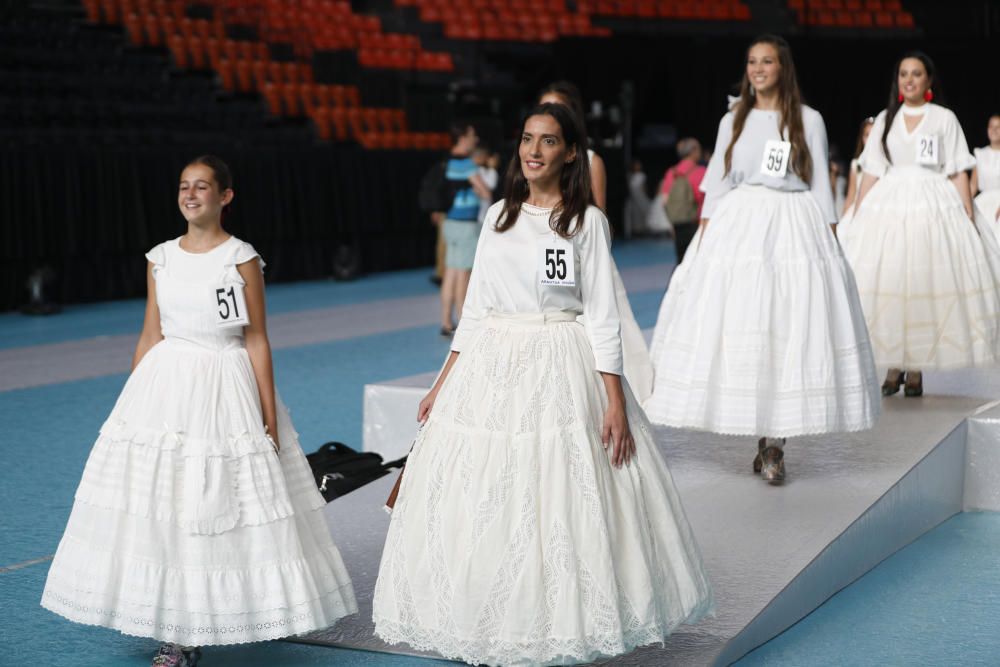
[760,140,791,179]
[213,284,250,328]
[538,236,576,287]
[915,134,940,166]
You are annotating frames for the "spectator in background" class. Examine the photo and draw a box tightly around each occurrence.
[661,137,706,263]
[471,146,499,223]
[625,159,651,235]
[438,122,481,336]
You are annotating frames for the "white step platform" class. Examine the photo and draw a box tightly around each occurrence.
[304,369,1000,665]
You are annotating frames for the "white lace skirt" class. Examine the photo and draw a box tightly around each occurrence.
[976,189,1000,241]
[372,312,713,667]
[645,185,880,438]
[40,339,357,645]
[840,168,1000,369]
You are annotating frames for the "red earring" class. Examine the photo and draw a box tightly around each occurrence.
[897,93,904,103]
[924,89,933,102]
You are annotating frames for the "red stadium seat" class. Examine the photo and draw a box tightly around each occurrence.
[310,107,333,141]
[262,82,282,115]
[125,13,145,46]
[188,36,207,69]
[215,59,236,91]
[167,34,189,68]
[895,10,914,28]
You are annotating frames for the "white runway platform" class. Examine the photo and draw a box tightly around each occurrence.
[304,367,1000,665]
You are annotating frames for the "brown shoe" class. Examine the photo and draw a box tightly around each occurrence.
[753,437,766,473]
[761,445,786,484]
[904,370,923,397]
[881,368,905,396]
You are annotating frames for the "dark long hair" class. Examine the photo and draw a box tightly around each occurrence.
[724,34,812,184]
[881,51,938,164]
[853,116,875,160]
[495,103,592,238]
[538,80,586,124]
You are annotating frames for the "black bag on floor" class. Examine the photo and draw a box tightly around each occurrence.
[305,442,406,502]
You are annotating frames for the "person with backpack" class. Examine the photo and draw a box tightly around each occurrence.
[661,137,707,263]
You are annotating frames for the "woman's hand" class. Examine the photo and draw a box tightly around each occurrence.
[266,425,281,453]
[417,389,438,423]
[601,403,635,468]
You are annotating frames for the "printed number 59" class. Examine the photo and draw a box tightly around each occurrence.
[767,148,783,172]
[545,249,567,280]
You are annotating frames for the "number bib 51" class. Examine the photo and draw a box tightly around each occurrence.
[760,140,791,179]
[915,134,940,166]
[538,236,576,287]
[213,284,250,328]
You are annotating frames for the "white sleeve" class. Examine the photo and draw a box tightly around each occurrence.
[579,208,623,375]
[859,110,889,177]
[450,204,498,353]
[144,242,167,280]
[699,112,735,220]
[805,109,837,224]
[941,109,977,176]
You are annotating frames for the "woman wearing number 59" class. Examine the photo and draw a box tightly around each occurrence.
[838,52,1000,398]
[646,35,879,483]
[372,103,712,666]
[41,156,356,667]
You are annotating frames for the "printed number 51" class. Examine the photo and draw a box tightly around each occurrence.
[216,286,239,320]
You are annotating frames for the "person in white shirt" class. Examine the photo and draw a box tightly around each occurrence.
[372,102,712,667]
[971,113,1000,224]
[841,116,875,219]
[839,52,1000,398]
[646,34,880,483]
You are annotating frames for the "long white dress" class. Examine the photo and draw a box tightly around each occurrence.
[974,146,1000,227]
[41,236,357,645]
[646,105,880,437]
[839,104,1000,369]
[372,202,713,667]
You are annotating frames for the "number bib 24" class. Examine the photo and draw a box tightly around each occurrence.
[213,284,250,328]
[760,140,791,178]
[915,134,940,166]
[538,236,576,287]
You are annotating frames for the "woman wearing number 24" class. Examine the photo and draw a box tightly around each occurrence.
[41,156,356,667]
[646,34,879,484]
[371,102,713,666]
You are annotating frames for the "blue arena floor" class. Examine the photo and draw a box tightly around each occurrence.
[2,237,998,666]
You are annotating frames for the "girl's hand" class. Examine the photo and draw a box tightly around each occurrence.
[417,389,438,423]
[601,403,635,468]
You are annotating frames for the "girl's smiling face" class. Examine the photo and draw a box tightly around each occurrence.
[178,163,233,224]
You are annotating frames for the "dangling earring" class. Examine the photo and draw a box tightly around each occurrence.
[897,93,904,103]
[924,89,933,102]
[749,85,756,97]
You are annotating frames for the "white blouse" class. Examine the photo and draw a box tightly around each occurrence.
[859,103,976,177]
[452,201,623,375]
[700,104,836,223]
[975,146,1000,192]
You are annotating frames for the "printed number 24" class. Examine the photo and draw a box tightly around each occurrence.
[545,248,567,280]
[920,138,933,158]
[216,286,239,320]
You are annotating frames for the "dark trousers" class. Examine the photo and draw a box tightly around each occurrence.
[674,223,698,264]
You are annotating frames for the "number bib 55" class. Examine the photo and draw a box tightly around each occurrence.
[213,284,250,328]
[537,236,576,287]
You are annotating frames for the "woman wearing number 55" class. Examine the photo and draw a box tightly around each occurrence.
[372,103,712,666]
[646,34,879,483]
[41,156,356,667]
[839,52,1000,398]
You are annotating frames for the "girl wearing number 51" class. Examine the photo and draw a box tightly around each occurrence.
[838,51,1000,398]
[646,34,880,483]
[41,156,356,667]
[372,103,712,666]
